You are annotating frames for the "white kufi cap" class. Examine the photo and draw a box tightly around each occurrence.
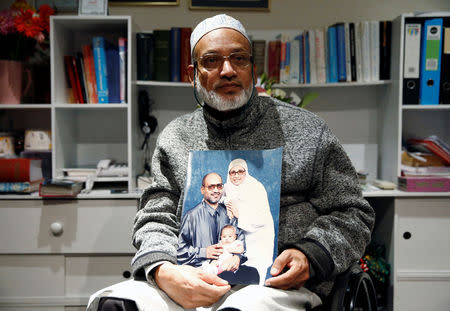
[190,14,251,56]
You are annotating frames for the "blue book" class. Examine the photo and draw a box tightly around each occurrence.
[327,25,338,83]
[170,27,181,82]
[419,18,443,105]
[304,31,310,84]
[92,36,109,103]
[105,41,120,103]
[336,23,347,82]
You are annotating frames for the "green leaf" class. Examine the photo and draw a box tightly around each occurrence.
[299,92,319,108]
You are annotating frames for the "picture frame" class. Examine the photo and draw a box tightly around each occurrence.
[34,0,78,12]
[109,0,179,6]
[79,0,108,15]
[189,0,270,11]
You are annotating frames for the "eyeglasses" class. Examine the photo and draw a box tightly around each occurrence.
[196,52,253,70]
[203,183,224,191]
[229,169,246,176]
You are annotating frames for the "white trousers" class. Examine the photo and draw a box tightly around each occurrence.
[87,279,322,311]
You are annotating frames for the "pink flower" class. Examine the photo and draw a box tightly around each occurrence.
[0,9,16,35]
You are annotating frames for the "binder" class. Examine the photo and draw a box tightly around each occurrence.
[419,18,443,105]
[440,18,450,104]
[403,18,422,105]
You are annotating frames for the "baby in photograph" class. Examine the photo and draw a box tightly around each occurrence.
[202,224,244,275]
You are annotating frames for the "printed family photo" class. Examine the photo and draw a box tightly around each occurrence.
[177,148,283,285]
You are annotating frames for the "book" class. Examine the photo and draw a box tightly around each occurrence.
[136,32,154,81]
[354,22,363,82]
[403,18,423,105]
[268,40,281,82]
[370,21,380,81]
[92,36,109,103]
[344,22,352,82]
[64,55,79,103]
[327,25,338,83]
[76,52,88,103]
[315,27,327,84]
[398,176,450,192]
[82,44,99,104]
[379,20,392,80]
[180,27,192,83]
[153,30,171,81]
[440,18,450,105]
[0,179,42,193]
[71,54,85,103]
[308,29,317,84]
[349,22,357,81]
[105,40,120,103]
[0,158,43,182]
[118,37,127,103]
[289,36,300,83]
[335,23,347,82]
[39,179,83,197]
[408,136,450,164]
[170,27,181,82]
[252,39,266,78]
[303,31,310,83]
[401,164,450,176]
[361,21,371,82]
[178,148,282,285]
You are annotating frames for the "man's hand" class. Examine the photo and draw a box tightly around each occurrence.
[154,262,230,309]
[220,255,240,272]
[265,248,310,290]
[206,244,223,259]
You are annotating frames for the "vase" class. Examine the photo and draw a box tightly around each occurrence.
[0,60,31,105]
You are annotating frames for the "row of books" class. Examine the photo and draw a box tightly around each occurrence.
[64,36,127,104]
[136,27,192,82]
[403,16,450,105]
[0,158,83,196]
[261,20,392,85]
[399,135,450,192]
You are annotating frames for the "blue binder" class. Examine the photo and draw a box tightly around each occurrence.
[419,18,443,105]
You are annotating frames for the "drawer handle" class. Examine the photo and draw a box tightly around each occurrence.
[403,231,412,240]
[50,222,63,236]
[123,271,131,279]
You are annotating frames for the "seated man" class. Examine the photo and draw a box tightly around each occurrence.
[87,14,374,311]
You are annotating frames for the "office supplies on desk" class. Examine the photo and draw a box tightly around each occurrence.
[419,18,443,105]
[403,18,422,105]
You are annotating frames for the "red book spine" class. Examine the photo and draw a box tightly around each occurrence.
[180,27,192,83]
[268,41,281,83]
[64,55,80,103]
[82,44,99,103]
[0,159,36,182]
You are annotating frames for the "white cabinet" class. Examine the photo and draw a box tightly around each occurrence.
[50,16,140,191]
[0,199,137,310]
[393,197,450,311]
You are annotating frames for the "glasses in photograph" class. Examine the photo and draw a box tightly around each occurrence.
[203,183,224,191]
[197,52,252,70]
[229,169,246,176]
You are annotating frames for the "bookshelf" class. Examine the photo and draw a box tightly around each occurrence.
[50,16,138,191]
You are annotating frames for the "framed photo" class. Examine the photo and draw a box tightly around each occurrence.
[79,0,108,15]
[34,0,78,12]
[109,0,179,5]
[189,0,270,11]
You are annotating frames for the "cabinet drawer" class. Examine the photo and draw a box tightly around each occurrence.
[0,255,64,298]
[396,198,450,270]
[65,256,133,297]
[397,279,450,311]
[0,200,137,254]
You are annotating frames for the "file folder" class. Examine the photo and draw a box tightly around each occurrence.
[419,18,443,105]
[403,18,422,105]
[440,18,450,105]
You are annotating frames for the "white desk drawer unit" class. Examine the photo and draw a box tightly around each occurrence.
[0,199,137,310]
[395,197,450,311]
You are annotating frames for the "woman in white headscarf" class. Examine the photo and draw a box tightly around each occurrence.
[223,158,275,284]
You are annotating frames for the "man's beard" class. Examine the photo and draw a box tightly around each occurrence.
[196,77,253,112]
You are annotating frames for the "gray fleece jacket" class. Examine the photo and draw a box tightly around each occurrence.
[131,92,375,298]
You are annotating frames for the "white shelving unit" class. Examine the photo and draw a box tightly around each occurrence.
[50,16,139,191]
